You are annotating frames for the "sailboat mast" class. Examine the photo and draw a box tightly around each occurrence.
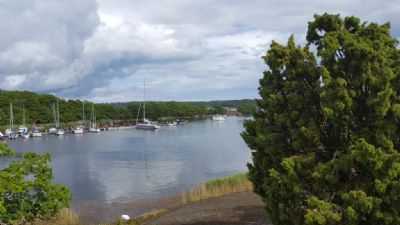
[56,101,60,128]
[82,102,85,124]
[22,107,25,126]
[9,102,13,130]
[143,76,146,121]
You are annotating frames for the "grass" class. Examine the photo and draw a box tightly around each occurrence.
[33,208,81,225]
[31,173,251,225]
[181,173,252,204]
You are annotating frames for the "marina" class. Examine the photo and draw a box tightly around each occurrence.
[2,116,250,209]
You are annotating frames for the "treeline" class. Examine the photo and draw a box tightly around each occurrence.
[0,90,256,125]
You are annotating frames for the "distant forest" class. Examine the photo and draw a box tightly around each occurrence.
[0,90,257,125]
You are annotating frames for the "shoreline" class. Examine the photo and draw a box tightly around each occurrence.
[35,173,253,225]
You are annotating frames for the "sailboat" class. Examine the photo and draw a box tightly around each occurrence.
[88,104,100,132]
[5,102,17,139]
[136,77,160,130]
[73,102,85,134]
[55,102,65,135]
[18,107,29,136]
[48,103,58,134]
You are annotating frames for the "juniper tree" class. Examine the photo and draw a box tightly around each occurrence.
[242,13,400,225]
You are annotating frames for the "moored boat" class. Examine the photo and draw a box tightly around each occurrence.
[136,77,160,130]
[212,115,226,121]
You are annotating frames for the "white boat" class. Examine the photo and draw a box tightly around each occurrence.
[48,127,57,134]
[31,128,43,137]
[136,119,160,129]
[22,133,30,139]
[55,128,65,135]
[88,104,100,133]
[0,131,3,139]
[213,115,226,121]
[73,126,84,134]
[166,121,177,126]
[136,77,160,130]
[55,102,64,135]
[18,108,28,136]
[7,102,17,139]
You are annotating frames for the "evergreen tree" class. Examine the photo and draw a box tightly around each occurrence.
[242,13,400,225]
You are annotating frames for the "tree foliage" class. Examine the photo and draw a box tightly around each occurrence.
[0,143,71,224]
[242,13,400,225]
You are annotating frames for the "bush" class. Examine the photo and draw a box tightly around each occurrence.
[0,143,71,224]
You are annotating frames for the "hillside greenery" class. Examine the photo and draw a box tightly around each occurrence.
[0,90,255,126]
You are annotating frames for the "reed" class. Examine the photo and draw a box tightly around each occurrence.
[181,173,252,204]
[33,208,81,225]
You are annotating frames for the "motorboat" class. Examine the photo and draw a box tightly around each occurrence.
[73,126,84,134]
[48,127,57,134]
[31,128,43,137]
[212,115,226,121]
[18,126,28,135]
[55,128,65,135]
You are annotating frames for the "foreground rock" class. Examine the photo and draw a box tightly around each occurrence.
[145,191,271,225]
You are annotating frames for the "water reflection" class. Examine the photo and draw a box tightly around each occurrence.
[4,116,251,205]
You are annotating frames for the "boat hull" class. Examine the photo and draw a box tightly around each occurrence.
[136,123,160,130]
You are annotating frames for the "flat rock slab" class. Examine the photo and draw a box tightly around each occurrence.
[146,192,271,225]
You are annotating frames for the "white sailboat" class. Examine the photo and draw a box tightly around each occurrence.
[136,77,160,130]
[88,104,100,133]
[73,102,85,134]
[48,103,58,134]
[6,102,17,139]
[18,107,29,136]
[55,102,65,135]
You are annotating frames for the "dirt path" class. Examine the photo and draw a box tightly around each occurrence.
[145,192,271,225]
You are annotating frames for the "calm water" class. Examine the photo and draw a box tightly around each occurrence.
[5,116,251,206]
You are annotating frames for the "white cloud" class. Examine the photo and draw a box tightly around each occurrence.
[4,74,26,87]
[0,0,398,101]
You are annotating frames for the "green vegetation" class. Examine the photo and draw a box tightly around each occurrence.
[0,90,255,126]
[181,173,252,204]
[236,101,257,116]
[242,13,400,225]
[0,143,71,224]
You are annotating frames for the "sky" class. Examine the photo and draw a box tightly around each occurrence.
[0,0,399,102]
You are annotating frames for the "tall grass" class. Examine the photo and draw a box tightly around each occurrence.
[33,208,81,225]
[181,173,252,204]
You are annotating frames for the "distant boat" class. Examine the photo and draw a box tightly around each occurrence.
[166,121,177,126]
[0,131,4,139]
[7,102,17,139]
[212,115,226,121]
[55,102,64,135]
[18,107,28,136]
[31,128,43,137]
[88,104,100,133]
[136,77,160,130]
[55,128,65,135]
[176,119,188,125]
[49,102,58,134]
[73,126,84,134]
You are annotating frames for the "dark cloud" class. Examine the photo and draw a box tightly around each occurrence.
[0,0,398,102]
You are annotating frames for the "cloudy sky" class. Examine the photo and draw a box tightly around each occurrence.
[0,0,398,102]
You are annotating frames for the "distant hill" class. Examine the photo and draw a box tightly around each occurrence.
[0,90,256,126]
